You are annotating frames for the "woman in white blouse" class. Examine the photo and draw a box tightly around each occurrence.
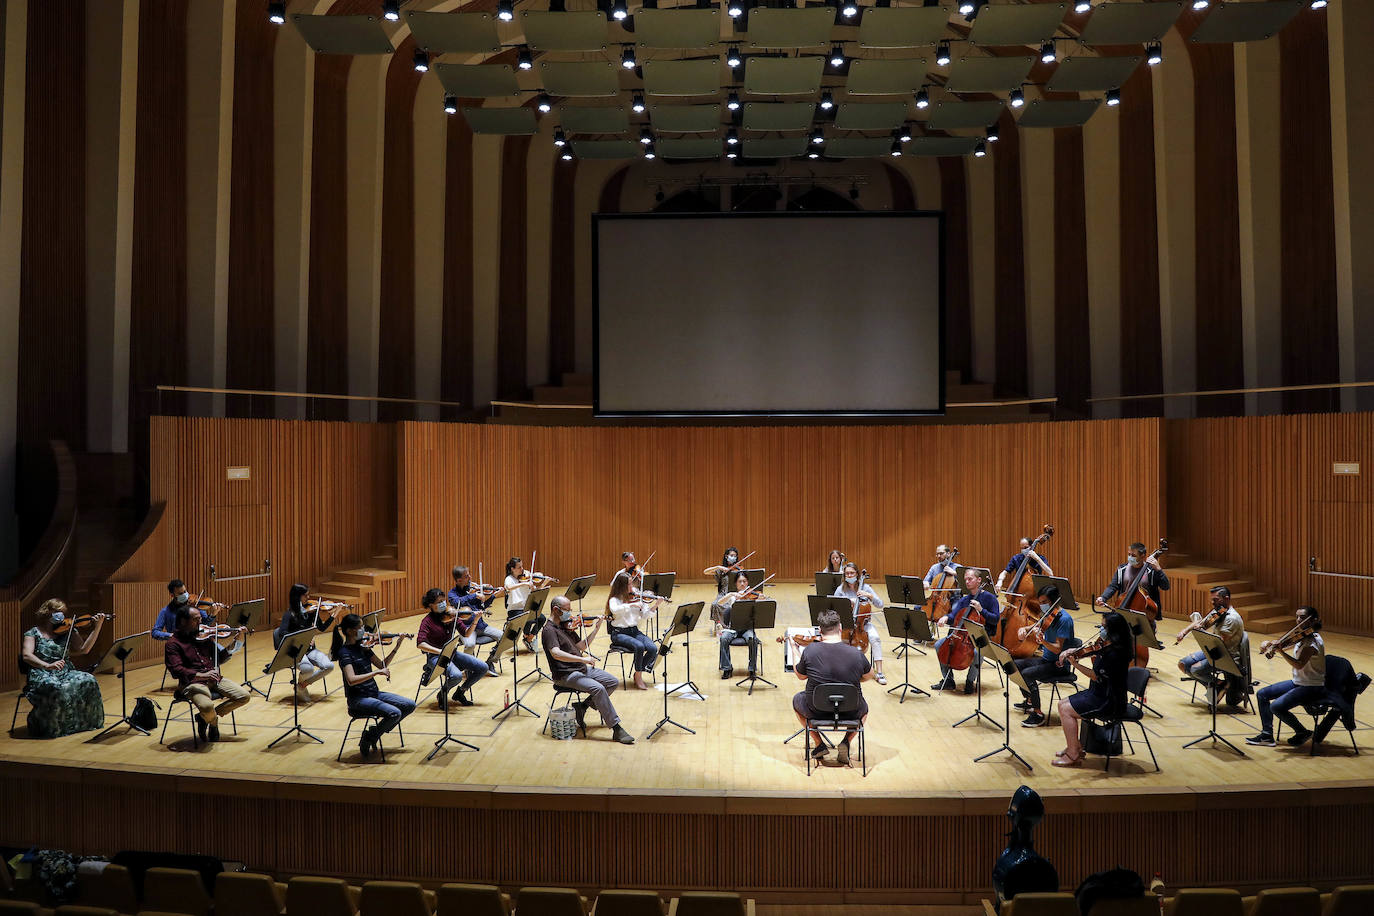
[503,556,547,649]
[833,561,886,685]
[606,571,661,688]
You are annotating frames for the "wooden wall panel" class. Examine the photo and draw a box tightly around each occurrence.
[991,111,1027,399]
[440,105,476,418]
[599,165,628,214]
[1053,126,1091,418]
[225,0,279,409]
[883,162,915,210]
[938,157,972,384]
[497,135,531,400]
[549,154,578,382]
[1117,64,1163,418]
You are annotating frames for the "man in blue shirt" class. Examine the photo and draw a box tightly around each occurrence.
[152,579,191,641]
[448,565,505,665]
[932,567,999,693]
[994,538,1053,593]
[922,544,957,587]
[1012,585,1075,727]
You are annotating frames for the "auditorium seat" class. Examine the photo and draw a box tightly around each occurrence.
[591,890,666,916]
[357,881,434,916]
[1000,892,1078,916]
[74,865,138,916]
[55,908,116,916]
[1321,884,1374,916]
[437,884,510,916]
[1164,888,1244,916]
[140,868,211,916]
[285,876,359,916]
[515,887,588,916]
[1242,887,1322,916]
[665,892,754,916]
[0,901,50,916]
[213,872,286,916]
[1086,899,1159,916]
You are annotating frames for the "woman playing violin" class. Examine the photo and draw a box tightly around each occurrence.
[273,583,336,704]
[716,570,761,680]
[703,547,742,633]
[331,613,416,759]
[606,571,661,689]
[1247,606,1325,748]
[20,599,107,738]
[832,561,886,686]
[504,557,548,650]
[1053,611,1133,767]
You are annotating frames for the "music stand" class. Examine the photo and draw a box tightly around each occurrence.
[91,631,151,739]
[518,588,553,685]
[1113,607,1162,651]
[728,599,776,695]
[642,572,676,639]
[805,594,856,632]
[882,607,932,702]
[265,628,325,748]
[427,630,480,759]
[648,601,704,739]
[742,568,767,589]
[885,575,929,659]
[226,599,268,698]
[973,636,1035,772]
[361,609,382,633]
[1030,576,1079,611]
[1182,630,1246,756]
[564,574,595,612]
[952,620,1000,730]
[815,572,843,597]
[491,611,539,720]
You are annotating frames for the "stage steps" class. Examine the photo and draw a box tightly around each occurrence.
[313,542,405,607]
[1163,548,1291,634]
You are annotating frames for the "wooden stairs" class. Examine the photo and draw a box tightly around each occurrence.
[1163,547,1292,635]
[312,540,407,609]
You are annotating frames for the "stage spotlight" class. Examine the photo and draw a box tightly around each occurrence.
[958,0,974,15]
[267,1,286,24]
[1146,41,1163,66]
[820,90,834,110]
[643,141,656,160]
[1105,88,1120,106]
[890,139,903,157]
[898,123,912,143]
[808,150,820,159]
[1040,41,1056,64]
[561,149,573,161]
[537,93,552,114]
[444,95,458,115]
[383,0,400,22]
[727,91,740,111]
[632,92,646,113]
[726,148,738,159]
[974,140,987,158]
[1074,0,1091,12]
[726,45,742,69]
[553,128,567,147]
[986,122,999,142]
[728,0,744,17]
[842,0,859,17]
[413,49,429,72]
[498,0,514,21]
[622,46,638,70]
[1010,87,1025,108]
[518,46,533,70]
[611,0,629,20]
[1309,0,1327,8]
[936,40,951,67]
[1191,0,1208,9]
[810,127,825,145]
[830,45,845,68]
[640,126,654,145]
[726,127,739,146]
[915,87,930,109]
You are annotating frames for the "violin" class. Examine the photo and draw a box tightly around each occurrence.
[1261,622,1316,659]
[925,547,960,625]
[1173,606,1222,645]
[735,572,776,601]
[306,598,348,627]
[360,631,412,648]
[997,524,1054,660]
[1105,537,1167,666]
[197,623,236,640]
[1058,632,1108,667]
[52,613,114,635]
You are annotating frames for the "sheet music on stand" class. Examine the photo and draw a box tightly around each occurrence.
[1182,629,1246,757]
[265,628,325,748]
[814,572,843,597]
[728,599,776,695]
[952,619,1000,731]
[648,600,705,739]
[226,599,268,698]
[91,630,151,739]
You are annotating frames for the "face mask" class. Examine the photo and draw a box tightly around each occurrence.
[727,556,737,564]
[436,602,448,613]
[1127,556,1141,568]
[50,612,65,625]
[174,593,189,605]
[845,575,857,584]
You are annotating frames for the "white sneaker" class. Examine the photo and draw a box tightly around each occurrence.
[876,673,888,686]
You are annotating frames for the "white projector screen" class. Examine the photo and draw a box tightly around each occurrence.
[594,212,944,416]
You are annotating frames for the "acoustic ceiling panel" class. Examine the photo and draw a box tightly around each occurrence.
[435,63,521,98]
[290,14,393,54]
[834,102,909,131]
[570,139,641,159]
[1044,55,1142,91]
[858,7,952,49]
[742,102,815,132]
[659,137,724,159]
[968,3,1067,47]
[742,137,809,158]
[908,136,980,157]
[642,59,721,97]
[541,61,620,97]
[925,100,1004,130]
[404,11,500,54]
[633,9,721,50]
[462,107,539,135]
[649,104,723,133]
[825,136,894,158]
[1079,1,1183,45]
[743,57,826,95]
[945,56,1035,93]
[1015,98,1101,128]
[844,58,928,95]
[746,8,838,49]
[559,106,630,134]
[520,11,609,52]
[1189,0,1303,43]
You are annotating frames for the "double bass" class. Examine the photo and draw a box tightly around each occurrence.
[997,524,1054,659]
[1105,537,1168,666]
[924,547,960,627]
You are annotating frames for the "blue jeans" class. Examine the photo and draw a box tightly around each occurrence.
[935,637,981,689]
[348,691,416,735]
[1257,680,1326,735]
[719,629,758,672]
[424,651,489,695]
[610,626,658,672]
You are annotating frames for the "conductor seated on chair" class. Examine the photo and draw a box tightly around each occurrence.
[792,609,874,767]
[164,606,250,744]
[541,596,635,745]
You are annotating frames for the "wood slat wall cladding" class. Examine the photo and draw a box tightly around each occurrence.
[397,419,1164,600]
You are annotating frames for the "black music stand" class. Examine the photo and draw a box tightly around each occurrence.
[742,568,768,589]
[226,599,268,698]
[564,575,596,616]
[491,611,539,720]
[648,601,705,740]
[518,588,553,685]
[885,574,929,659]
[815,572,843,597]
[974,633,1035,772]
[882,607,932,702]
[952,620,1000,730]
[91,631,151,740]
[1182,630,1246,756]
[265,628,324,748]
[1030,575,1080,612]
[805,594,856,631]
[642,572,676,639]
[729,599,776,695]
[427,630,480,759]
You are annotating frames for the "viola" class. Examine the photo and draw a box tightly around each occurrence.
[996,524,1054,660]
[1106,537,1167,666]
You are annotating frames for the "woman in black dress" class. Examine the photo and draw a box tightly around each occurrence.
[1053,610,1132,767]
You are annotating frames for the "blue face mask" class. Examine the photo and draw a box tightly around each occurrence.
[50,612,65,625]
[174,592,190,604]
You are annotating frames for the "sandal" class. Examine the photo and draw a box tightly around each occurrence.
[1051,752,1083,768]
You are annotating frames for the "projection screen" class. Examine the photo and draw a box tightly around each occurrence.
[593,212,944,416]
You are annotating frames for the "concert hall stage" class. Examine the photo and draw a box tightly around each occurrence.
[3,584,1373,905]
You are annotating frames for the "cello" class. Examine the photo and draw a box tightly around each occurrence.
[844,568,873,654]
[924,547,960,628]
[936,572,985,673]
[997,524,1054,659]
[1105,537,1168,666]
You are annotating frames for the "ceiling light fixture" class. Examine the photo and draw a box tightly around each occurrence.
[936,40,951,67]
[267,1,286,24]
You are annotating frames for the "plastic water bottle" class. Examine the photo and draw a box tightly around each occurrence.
[1149,873,1165,913]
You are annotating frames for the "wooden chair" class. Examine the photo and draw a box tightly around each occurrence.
[437,884,509,916]
[1321,884,1374,916]
[140,867,211,916]
[358,881,433,916]
[1000,893,1079,916]
[515,887,588,916]
[214,872,286,916]
[1164,888,1245,916]
[1242,888,1322,916]
[666,892,754,916]
[74,865,138,916]
[285,876,359,916]
[592,891,665,916]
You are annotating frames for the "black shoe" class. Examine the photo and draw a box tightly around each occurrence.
[196,718,209,744]
[1354,672,1371,696]
[455,689,474,707]
[1013,701,1032,712]
[1020,712,1045,728]
[810,743,829,760]
[207,722,221,742]
[931,677,954,691]
[721,669,733,679]
[1286,728,1313,747]
[962,683,977,695]
[1245,732,1276,747]
[612,724,636,745]
[572,700,588,730]
[360,727,378,758]
[836,742,851,767]
[485,667,501,678]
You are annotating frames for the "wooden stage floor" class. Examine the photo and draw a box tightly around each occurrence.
[3,583,1371,797]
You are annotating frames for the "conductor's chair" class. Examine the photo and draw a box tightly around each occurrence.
[804,682,866,776]
[159,688,236,748]
[541,685,588,737]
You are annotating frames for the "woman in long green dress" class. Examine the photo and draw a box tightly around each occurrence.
[21,599,108,738]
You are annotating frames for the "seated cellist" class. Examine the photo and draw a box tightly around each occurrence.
[933,568,999,694]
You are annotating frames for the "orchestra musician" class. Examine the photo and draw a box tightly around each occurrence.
[822,549,845,575]
[1095,542,1170,613]
[20,599,107,739]
[1247,606,1326,748]
[833,561,887,686]
[1176,585,1247,708]
[504,557,548,652]
[606,571,661,689]
[703,546,742,632]
[792,608,874,767]
[994,538,1054,593]
[1053,611,1133,767]
[1012,584,1075,727]
[417,588,491,709]
[932,567,999,693]
[273,583,336,704]
[542,596,635,745]
[448,565,505,663]
[717,569,762,680]
[165,605,250,743]
[923,545,957,587]
[331,612,416,759]
[152,579,202,641]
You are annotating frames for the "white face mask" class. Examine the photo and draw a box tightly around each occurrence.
[1128,556,1141,568]
[845,575,857,584]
